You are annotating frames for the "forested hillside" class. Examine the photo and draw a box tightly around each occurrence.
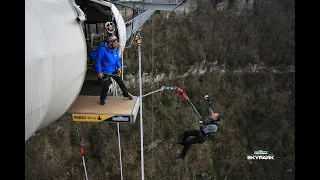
[25,0,295,179]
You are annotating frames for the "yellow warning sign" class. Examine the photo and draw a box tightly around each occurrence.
[72,114,114,122]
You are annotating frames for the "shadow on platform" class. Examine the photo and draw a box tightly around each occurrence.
[79,80,102,96]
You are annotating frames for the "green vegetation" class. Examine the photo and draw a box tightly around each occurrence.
[25,0,295,179]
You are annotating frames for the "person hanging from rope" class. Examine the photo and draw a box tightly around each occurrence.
[175,94,221,159]
[95,35,133,105]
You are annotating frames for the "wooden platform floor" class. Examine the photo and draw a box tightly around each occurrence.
[68,95,138,115]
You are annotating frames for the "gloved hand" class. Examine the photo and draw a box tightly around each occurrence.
[97,73,104,79]
[117,68,121,75]
[204,95,209,100]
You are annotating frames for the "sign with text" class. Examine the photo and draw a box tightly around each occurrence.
[105,115,131,122]
[72,114,114,122]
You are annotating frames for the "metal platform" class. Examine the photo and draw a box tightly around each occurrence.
[68,95,140,123]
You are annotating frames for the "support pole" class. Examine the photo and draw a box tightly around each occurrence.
[135,29,144,180]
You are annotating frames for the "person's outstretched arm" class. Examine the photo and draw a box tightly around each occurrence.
[204,95,213,116]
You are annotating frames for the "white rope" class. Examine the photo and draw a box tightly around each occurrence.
[77,123,89,180]
[151,15,154,177]
[118,55,124,180]
[111,76,123,180]
[110,79,118,97]
[121,53,124,78]
[117,121,123,180]
[124,32,137,49]
[141,86,165,98]
[76,123,82,145]
[81,156,89,180]
[137,31,145,180]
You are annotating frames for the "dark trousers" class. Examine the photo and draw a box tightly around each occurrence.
[100,73,129,102]
[179,130,204,157]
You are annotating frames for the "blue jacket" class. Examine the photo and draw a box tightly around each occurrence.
[95,43,121,74]
[89,43,104,60]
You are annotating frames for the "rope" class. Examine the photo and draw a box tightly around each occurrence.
[136,29,145,180]
[105,74,123,180]
[117,122,123,180]
[121,53,124,78]
[117,68,123,180]
[141,86,165,98]
[151,14,155,178]
[124,32,137,49]
[81,156,89,180]
[110,70,123,180]
[163,87,203,121]
[165,0,185,18]
[76,123,89,180]
[76,123,83,145]
[144,86,203,121]
[186,99,202,121]
[141,86,203,121]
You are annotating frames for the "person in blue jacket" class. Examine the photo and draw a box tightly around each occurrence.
[95,35,133,105]
[175,95,221,159]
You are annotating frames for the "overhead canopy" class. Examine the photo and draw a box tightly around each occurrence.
[75,0,113,23]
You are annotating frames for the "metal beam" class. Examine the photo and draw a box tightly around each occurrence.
[114,2,185,11]
[126,10,155,40]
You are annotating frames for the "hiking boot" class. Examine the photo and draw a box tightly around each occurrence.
[124,95,133,100]
[100,97,106,105]
[175,154,184,159]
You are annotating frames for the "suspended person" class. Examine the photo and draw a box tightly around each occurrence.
[175,95,221,159]
[95,35,133,105]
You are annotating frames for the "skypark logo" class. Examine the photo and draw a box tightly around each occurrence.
[247,155,274,160]
[247,150,274,160]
